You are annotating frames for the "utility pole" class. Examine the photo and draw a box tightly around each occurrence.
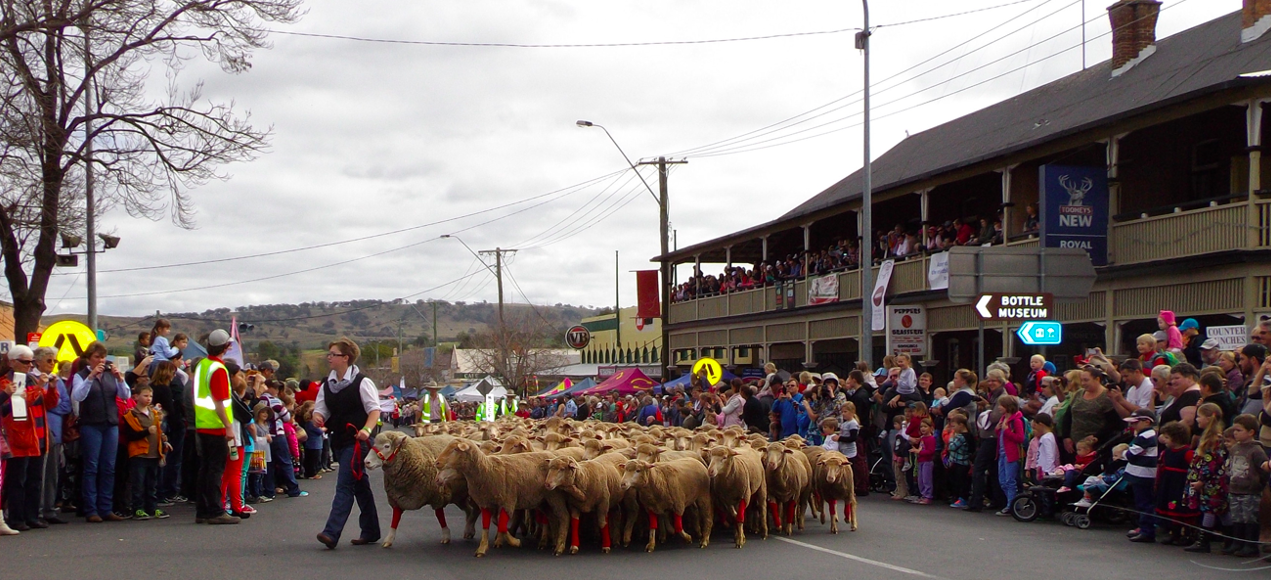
[432,300,438,348]
[615,250,621,364]
[857,2,874,368]
[637,156,686,381]
[84,22,98,333]
[478,247,517,387]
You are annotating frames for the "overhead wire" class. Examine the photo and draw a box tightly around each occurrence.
[514,168,643,248]
[518,167,654,249]
[666,0,1080,158]
[266,0,1043,50]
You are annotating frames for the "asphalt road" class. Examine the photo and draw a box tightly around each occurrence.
[5,467,1268,580]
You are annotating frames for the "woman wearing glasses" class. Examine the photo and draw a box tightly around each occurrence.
[313,337,381,549]
[2,345,62,531]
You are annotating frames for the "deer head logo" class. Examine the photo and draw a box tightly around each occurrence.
[1058,175,1093,207]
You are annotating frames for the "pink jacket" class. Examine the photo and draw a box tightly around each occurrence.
[996,411,1026,463]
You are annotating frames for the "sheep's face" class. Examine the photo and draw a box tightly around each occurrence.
[782,437,806,450]
[620,460,654,490]
[764,443,794,471]
[365,433,402,471]
[500,436,534,455]
[543,433,572,451]
[544,457,577,490]
[817,455,851,484]
[583,439,612,460]
[436,439,475,471]
[634,443,662,463]
[705,446,738,478]
[689,435,717,452]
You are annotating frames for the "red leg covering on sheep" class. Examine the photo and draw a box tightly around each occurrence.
[647,511,658,530]
[433,508,446,529]
[785,501,795,526]
[536,510,547,525]
[482,508,492,530]
[390,506,403,529]
[737,499,747,524]
[828,500,837,518]
[601,523,611,549]
[673,513,684,535]
[498,509,510,534]
[769,501,782,528]
[570,517,580,548]
[844,502,852,519]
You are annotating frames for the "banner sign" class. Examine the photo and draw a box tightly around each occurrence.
[808,274,840,305]
[871,260,895,332]
[1208,325,1248,351]
[1039,164,1109,266]
[928,251,949,291]
[635,270,661,319]
[886,305,927,356]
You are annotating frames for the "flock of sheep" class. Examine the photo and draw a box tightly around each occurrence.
[363,417,859,558]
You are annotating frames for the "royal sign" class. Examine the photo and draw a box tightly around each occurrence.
[975,293,1054,321]
[1039,165,1109,266]
[564,325,591,350]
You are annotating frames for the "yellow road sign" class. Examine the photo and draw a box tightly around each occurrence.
[692,357,723,386]
[38,320,97,363]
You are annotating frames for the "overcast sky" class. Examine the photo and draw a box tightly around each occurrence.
[36,0,1241,318]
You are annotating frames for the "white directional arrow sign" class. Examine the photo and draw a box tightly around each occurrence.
[976,295,992,318]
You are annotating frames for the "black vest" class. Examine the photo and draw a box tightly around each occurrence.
[77,367,119,426]
[324,373,369,450]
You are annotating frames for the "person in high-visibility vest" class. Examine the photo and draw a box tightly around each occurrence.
[422,383,448,423]
[192,329,239,525]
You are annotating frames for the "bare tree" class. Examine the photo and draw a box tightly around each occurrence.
[0,0,302,338]
[463,312,571,397]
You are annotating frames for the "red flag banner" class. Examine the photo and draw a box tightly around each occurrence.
[636,270,660,320]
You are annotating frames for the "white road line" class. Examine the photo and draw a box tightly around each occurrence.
[772,537,949,579]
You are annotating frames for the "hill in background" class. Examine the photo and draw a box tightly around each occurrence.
[46,299,601,379]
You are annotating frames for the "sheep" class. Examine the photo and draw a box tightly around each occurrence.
[813,451,858,534]
[582,438,631,460]
[688,432,718,452]
[801,446,828,523]
[634,443,701,464]
[763,441,812,535]
[705,446,768,548]
[620,458,713,552]
[363,432,477,547]
[544,456,625,554]
[542,432,579,451]
[498,435,537,455]
[435,439,570,557]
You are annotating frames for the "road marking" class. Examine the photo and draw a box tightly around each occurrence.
[773,537,948,579]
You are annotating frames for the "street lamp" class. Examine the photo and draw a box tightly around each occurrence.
[576,121,672,382]
[57,231,121,331]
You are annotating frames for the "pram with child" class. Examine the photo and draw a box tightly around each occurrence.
[1012,432,1133,527]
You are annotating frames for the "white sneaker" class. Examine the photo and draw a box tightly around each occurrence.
[0,520,19,536]
[1072,498,1093,508]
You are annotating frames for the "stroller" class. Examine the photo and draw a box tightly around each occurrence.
[1012,432,1132,525]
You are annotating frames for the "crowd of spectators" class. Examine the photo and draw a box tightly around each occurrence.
[671,207,1034,303]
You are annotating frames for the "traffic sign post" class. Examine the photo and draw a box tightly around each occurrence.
[1017,321,1063,346]
[692,357,723,387]
[975,293,1054,321]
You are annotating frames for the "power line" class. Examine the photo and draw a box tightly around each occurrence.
[514,168,643,248]
[687,0,1175,159]
[667,0,1079,157]
[267,0,1044,50]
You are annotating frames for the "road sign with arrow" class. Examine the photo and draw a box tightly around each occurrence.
[1017,321,1063,346]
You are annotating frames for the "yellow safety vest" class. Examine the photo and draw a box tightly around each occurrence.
[423,397,448,422]
[193,358,231,431]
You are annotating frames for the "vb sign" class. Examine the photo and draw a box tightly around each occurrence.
[564,325,591,350]
[975,293,1053,321]
[38,320,97,363]
[692,357,723,387]
[1017,321,1063,346]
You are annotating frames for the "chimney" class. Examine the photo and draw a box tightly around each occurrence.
[1244,0,1271,43]
[1107,0,1161,77]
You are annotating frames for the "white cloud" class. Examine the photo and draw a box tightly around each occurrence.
[39,0,1243,317]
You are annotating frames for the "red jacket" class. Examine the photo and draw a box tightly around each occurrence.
[997,411,1027,463]
[0,374,61,458]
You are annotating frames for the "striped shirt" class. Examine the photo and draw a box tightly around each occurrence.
[1125,428,1158,479]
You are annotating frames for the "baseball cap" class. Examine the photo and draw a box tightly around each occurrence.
[208,329,231,347]
[1152,331,1167,342]
[260,359,280,372]
[1123,408,1156,424]
[1179,318,1199,332]
[1200,338,1221,351]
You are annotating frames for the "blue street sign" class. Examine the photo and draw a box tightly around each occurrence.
[1017,321,1063,346]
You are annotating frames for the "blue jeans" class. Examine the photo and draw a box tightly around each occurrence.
[1128,475,1156,537]
[158,426,184,500]
[321,444,379,543]
[79,424,118,518]
[130,457,160,513]
[997,450,1019,509]
[265,437,299,497]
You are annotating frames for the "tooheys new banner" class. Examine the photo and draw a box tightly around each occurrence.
[871,259,895,332]
[636,270,660,319]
